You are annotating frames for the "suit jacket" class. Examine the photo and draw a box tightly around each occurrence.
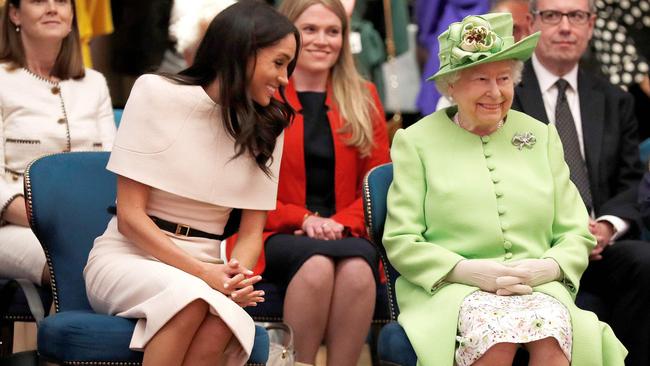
[227,79,390,275]
[512,61,644,236]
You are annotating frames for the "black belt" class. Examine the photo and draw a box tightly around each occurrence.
[149,215,225,240]
[107,206,242,241]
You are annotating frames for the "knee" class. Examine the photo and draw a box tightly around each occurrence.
[295,255,335,290]
[625,248,650,284]
[174,299,209,330]
[475,343,518,364]
[526,337,567,360]
[335,258,375,293]
[200,314,233,341]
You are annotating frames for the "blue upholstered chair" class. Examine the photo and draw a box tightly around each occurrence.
[24,151,269,365]
[361,163,416,366]
[362,162,609,365]
[113,108,124,128]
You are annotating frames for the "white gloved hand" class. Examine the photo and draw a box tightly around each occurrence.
[495,276,533,296]
[506,258,561,287]
[446,259,531,293]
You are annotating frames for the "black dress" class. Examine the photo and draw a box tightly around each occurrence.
[264,92,379,286]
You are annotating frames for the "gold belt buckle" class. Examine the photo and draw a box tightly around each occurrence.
[175,224,191,236]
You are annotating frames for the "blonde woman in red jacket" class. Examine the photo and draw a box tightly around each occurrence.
[262,0,388,364]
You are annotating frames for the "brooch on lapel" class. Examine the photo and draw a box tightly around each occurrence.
[511,132,536,150]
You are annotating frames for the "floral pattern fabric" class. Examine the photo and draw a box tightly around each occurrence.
[455,291,572,366]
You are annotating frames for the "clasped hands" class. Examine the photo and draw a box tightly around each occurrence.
[447,258,560,296]
[199,259,264,307]
[294,214,345,240]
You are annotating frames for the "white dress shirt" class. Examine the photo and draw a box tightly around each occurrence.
[531,55,629,242]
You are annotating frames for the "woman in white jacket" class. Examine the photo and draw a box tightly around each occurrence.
[0,0,115,286]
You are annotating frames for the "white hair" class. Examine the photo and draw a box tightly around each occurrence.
[169,0,237,55]
[434,59,524,97]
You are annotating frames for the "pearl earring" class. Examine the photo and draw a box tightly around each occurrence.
[15,26,20,33]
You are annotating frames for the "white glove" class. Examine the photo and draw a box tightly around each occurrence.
[447,259,532,294]
[506,258,561,287]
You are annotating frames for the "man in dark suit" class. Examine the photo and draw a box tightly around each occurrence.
[512,0,650,364]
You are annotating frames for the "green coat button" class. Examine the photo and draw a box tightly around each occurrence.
[481,136,490,143]
[504,241,512,249]
[505,252,513,259]
[498,206,506,215]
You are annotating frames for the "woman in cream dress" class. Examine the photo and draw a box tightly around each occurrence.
[0,0,115,286]
[84,2,300,365]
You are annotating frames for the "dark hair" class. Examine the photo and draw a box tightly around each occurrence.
[162,0,300,176]
[0,0,85,79]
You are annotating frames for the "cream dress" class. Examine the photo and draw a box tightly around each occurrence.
[83,74,283,365]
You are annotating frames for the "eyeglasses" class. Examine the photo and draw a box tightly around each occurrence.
[533,10,592,25]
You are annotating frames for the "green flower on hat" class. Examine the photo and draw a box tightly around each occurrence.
[449,17,504,67]
[429,13,541,81]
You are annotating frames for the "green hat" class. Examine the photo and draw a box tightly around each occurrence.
[428,13,540,81]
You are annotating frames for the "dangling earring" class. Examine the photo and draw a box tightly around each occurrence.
[15,25,20,33]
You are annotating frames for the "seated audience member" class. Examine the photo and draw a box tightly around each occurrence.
[384,12,626,366]
[160,0,236,72]
[0,0,115,286]
[513,1,650,364]
[493,0,530,42]
[83,1,300,365]
[229,0,389,364]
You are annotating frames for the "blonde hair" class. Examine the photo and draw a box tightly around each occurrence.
[279,0,378,156]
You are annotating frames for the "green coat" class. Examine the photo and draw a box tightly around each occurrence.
[383,107,627,366]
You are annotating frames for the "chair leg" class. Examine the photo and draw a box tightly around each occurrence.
[1,321,15,356]
[369,323,382,366]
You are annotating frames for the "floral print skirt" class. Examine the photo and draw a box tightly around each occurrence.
[455,291,572,366]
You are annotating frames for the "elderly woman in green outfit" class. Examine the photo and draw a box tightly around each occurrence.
[383,13,627,366]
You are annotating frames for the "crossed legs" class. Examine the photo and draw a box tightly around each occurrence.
[143,299,233,366]
[283,255,376,366]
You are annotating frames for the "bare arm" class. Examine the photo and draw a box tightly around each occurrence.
[229,209,267,270]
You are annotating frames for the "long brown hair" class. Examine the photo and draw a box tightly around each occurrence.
[0,0,84,79]
[162,0,301,176]
[279,0,378,156]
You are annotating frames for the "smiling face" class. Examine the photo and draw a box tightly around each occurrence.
[294,3,343,77]
[9,0,73,44]
[529,0,594,74]
[248,34,297,106]
[449,60,515,131]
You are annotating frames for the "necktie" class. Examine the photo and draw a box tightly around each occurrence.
[554,79,593,211]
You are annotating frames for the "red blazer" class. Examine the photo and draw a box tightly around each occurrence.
[227,79,390,275]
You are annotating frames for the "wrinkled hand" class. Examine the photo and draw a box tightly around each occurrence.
[200,259,264,307]
[504,258,560,289]
[446,259,532,295]
[589,220,614,261]
[295,215,345,240]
